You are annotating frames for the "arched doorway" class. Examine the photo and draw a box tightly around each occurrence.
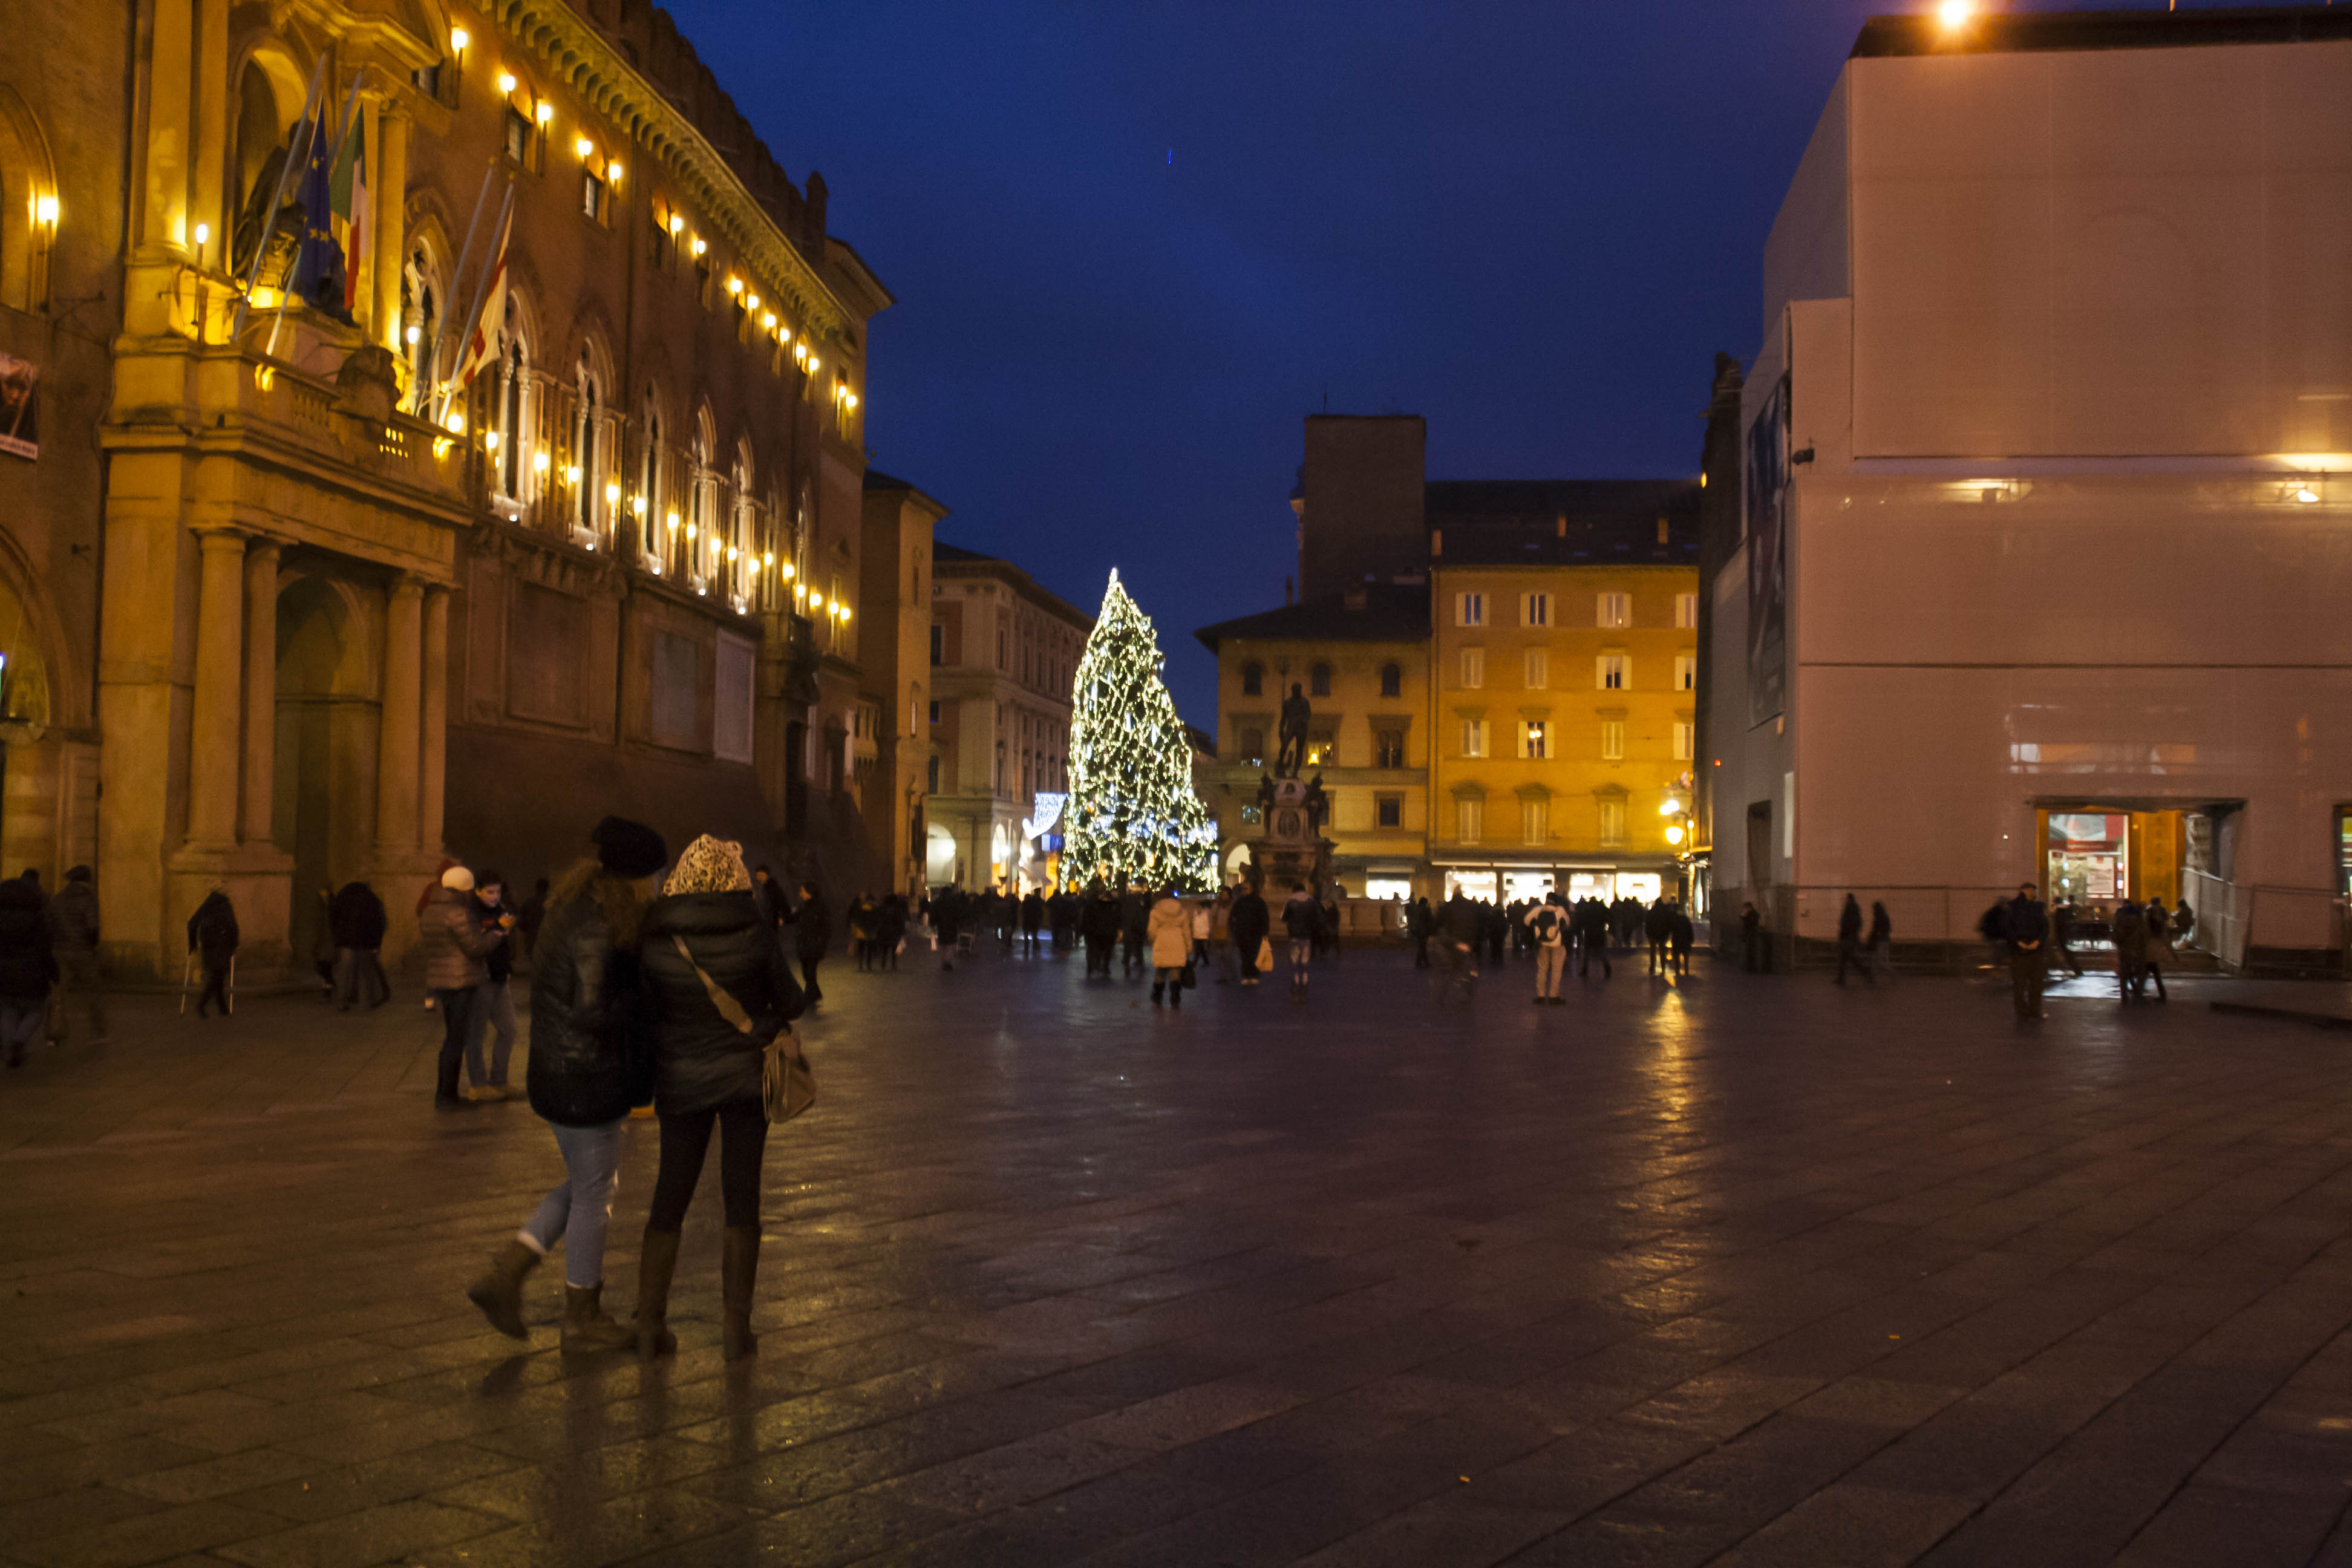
[273,573,377,967]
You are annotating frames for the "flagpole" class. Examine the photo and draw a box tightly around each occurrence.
[265,67,368,359]
[229,50,330,343]
[426,165,500,421]
[437,182,514,428]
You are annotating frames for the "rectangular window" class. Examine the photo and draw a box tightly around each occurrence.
[1380,664,1402,698]
[1524,648,1547,690]
[1455,592,1486,627]
[1673,722,1694,760]
[1674,655,1696,691]
[1374,728,1405,769]
[1310,664,1330,697]
[1376,794,1403,829]
[929,623,943,665]
[927,754,941,792]
[1599,799,1626,843]
[1601,720,1626,760]
[1461,717,1489,758]
[1457,798,1484,844]
[581,169,608,223]
[1461,648,1485,689]
[1596,654,1628,691]
[1238,727,1264,765]
[1521,720,1548,760]
[1675,592,1698,629]
[503,106,532,165]
[1305,734,1335,767]
[1597,591,1630,628]
[998,628,1008,668]
[1241,663,1263,696]
[1522,592,1550,627]
[928,699,941,724]
[1521,799,1548,846]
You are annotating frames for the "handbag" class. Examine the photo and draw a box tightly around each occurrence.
[670,935,816,1123]
[1256,937,1275,972]
[1180,962,1197,990]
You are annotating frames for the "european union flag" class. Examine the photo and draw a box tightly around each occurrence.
[290,105,349,319]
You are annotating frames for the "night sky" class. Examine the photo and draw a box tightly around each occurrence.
[659,1,2189,722]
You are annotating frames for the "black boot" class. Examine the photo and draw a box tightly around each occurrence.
[721,1226,761,1362]
[635,1229,681,1359]
[434,1054,466,1109]
[466,1240,540,1339]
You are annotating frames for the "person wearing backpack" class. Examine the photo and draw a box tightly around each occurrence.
[1529,893,1569,1005]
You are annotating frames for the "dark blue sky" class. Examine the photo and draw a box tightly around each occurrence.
[661,1,2178,721]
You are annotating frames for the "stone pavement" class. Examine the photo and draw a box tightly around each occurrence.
[8,946,2352,1567]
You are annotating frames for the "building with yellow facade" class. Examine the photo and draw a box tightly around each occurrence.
[1195,417,1699,905]
[4,0,926,980]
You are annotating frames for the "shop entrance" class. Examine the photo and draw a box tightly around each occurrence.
[2040,806,2183,923]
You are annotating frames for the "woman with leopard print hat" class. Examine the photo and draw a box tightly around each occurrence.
[632,833,805,1361]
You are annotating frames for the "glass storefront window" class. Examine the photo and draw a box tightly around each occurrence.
[1445,870,1498,903]
[2048,811,2127,910]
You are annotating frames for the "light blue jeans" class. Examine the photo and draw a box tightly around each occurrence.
[520,1120,627,1289]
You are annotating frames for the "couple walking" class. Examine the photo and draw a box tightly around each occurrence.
[466,818,808,1359]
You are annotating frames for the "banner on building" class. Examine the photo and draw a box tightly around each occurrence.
[0,353,38,460]
[1745,373,1789,727]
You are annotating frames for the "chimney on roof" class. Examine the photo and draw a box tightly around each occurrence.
[1556,512,1566,538]
[801,169,829,262]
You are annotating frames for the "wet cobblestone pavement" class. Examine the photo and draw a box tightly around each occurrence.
[7,947,2352,1566]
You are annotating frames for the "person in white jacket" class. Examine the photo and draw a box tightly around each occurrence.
[1148,889,1194,1008]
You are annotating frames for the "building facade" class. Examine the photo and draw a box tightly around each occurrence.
[10,0,900,980]
[1197,417,1699,902]
[858,472,944,898]
[1428,485,1699,906]
[925,543,1089,891]
[1707,8,2352,969]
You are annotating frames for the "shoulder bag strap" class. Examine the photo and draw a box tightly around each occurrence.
[671,934,758,1035]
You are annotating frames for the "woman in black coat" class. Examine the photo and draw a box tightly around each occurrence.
[634,834,806,1361]
[1227,883,1270,986]
[466,816,667,1351]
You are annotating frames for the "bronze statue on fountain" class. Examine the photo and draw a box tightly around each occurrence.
[1241,683,1333,895]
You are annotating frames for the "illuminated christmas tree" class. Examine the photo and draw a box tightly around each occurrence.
[1061,569,1217,892]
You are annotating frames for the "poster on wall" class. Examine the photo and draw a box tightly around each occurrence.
[0,353,38,460]
[1744,373,1789,727]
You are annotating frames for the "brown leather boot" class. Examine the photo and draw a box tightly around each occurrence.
[465,1240,540,1340]
[560,1284,636,1352]
[635,1229,680,1360]
[720,1226,762,1362]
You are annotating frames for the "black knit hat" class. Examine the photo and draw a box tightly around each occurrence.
[590,815,668,878]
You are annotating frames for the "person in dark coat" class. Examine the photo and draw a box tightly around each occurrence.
[329,880,391,1009]
[1020,890,1044,954]
[1119,887,1149,978]
[1867,900,1894,982]
[1668,904,1696,976]
[2004,883,2050,1021]
[468,815,667,1352]
[750,866,787,930]
[0,877,56,1067]
[1835,893,1868,987]
[876,893,909,970]
[932,886,963,970]
[634,834,806,1363]
[1575,896,1612,979]
[186,886,240,1018]
[788,881,831,1003]
[1408,896,1432,969]
[2049,898,2085,978]
[1227,882,1270,987]
[1077,884,1118,976]
[1739,901,1761,972]
[1644,897,1674,977]
[2143,898,2172,1003]
[47,865,104,1044]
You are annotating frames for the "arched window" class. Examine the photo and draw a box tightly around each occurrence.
[730,442,755,610]
[687,410,715,590]
[0,87,57,312]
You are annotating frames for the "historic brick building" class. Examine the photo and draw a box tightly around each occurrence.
[5,0,906,979]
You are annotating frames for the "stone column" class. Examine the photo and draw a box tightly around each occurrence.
[191,0,229,256]
[141,0,193,255]
[185,529,246,848]
[376,577,422,855]
[238,538,281,844]
[372,108,409,352]
[418,586,448,852]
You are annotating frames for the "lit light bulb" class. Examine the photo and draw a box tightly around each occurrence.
[763,313,776,331]
[445,411,466,434]
[667,512,680,530]
[632,495,645,516]
[607,164,622,185]
[780,563,795,580]
[844,392,858,410]
[668,214,684,235]
[605,481,620,505]
[404,325,420,345]
[192,222,209,247]
[761,552,774,567]
[451,27,469,50]
[534,449,551,472]
[576,136,595,158]
[1936,0,1971,27]
[535,100,552,124]
[745,293,760,311]
[1665,825,1685,846]
[685,524,696,539]
[34,194,57,226]
[806,355,820,373]
[2297,485,2321,505]
[839,606,851,622]
[691,237,707,256]
[484,431,499,449]
[564,465,581,485]
[727,276,743,295]
[727,546,739,561]
[1659,798,1679,816]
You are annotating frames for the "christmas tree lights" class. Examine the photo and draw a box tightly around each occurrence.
[1060,569,1217,892]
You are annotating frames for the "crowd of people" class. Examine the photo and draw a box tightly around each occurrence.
[1980,885,2194,1020]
